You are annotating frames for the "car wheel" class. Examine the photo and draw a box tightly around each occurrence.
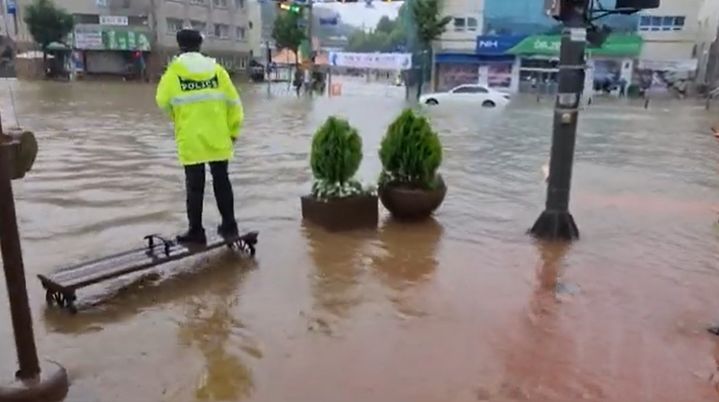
[426,99,439,105]
[482,100,496,108]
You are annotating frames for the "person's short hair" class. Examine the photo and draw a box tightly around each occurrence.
[176,29,203,51]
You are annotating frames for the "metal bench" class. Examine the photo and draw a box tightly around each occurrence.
[37,231,258,313]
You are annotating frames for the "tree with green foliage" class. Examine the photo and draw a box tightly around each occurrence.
[375,16,396,35]
[379,109,442,189]
[311,117,367,199]
[411,0,451,49]
[345,14,407,53]
[410,0,451,95]
[23,0,73,60]
[272,11,306,64]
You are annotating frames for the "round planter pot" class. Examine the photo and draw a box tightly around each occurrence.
[379,175,447,221]
[301,194,378,231]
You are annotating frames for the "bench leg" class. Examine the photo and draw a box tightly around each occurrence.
[232,239,256,257]
[46,290,77,314]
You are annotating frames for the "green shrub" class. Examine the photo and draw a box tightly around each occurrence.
[379,109,442,189]
[310,116,365,199]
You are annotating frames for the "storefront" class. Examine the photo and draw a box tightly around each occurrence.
[635,59,698,96]
[434,35,525,92]
[73,24,151,76]
[507,33,643,94]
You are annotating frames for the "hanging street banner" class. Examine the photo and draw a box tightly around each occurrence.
[508,33,643,57]
[329,52,412,70]
[74,24,151,51]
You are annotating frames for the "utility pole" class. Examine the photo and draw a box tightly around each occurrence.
[529,0,588,241]
[266,40,272,97]
[0,115,69,402]
[304,0,313,93]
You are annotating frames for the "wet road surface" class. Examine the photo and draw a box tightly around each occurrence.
[1,78,719,401]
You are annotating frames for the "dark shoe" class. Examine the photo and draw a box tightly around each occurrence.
[217,222,239,239]
[176,229,207,245]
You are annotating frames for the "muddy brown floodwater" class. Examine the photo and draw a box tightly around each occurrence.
[2,78,719,402]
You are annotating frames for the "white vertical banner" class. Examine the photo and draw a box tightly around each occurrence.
[477,65,489,86]
[583,59,594,105]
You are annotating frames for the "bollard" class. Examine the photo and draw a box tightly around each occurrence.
[0,129,69,402]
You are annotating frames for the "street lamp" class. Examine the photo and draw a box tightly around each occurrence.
[0,122,69,402]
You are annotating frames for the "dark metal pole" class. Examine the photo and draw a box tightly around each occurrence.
[530,0,587,241]
[0,140,41,380]
[266,41,272,97]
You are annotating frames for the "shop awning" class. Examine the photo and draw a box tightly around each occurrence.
[508,34,643,57]
[46,42,70,51]
[435,53,514,64]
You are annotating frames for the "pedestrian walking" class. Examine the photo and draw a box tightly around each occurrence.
[619,77,627,97]
[155,29,244,244]
[293,69,303,97]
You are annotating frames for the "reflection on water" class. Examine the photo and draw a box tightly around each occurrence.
[178,300,254,401]
[42,252,251,333]
[1,80,719,401]
[304,223,368,323]
[372,219,442,318]
[499,241,586,401]
[373,219,442,289]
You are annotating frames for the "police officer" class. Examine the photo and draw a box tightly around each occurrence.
[156,29,244,244]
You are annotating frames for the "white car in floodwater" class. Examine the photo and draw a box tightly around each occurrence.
[420,84,511,108]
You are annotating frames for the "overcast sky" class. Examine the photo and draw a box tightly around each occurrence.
[317,1,402,30]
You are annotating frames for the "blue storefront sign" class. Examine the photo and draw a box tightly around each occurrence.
[6,0,16,14]
[475,35,526,55]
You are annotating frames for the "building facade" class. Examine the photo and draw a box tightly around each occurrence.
[433,0,641,93]
[11,0,256,78]
[153,0,254,74]
[432,0,707,94]
[635,0,703,82]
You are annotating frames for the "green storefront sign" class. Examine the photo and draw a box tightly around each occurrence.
[102,29,151,51]
[74,24,151,51]
[508,34,642,57]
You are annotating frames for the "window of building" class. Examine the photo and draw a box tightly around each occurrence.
[214,23,230,39]
[467,17,478,32]
[214,0,228,7]
[190,20,206,33]
[166,18,184,35]
[236,26,246,40]
[189,0,206,5]
[454,17,465,32]
[639,15,685,32]
[235,0,244,8]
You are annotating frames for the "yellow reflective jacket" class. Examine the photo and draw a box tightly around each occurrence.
[155,52,244,165]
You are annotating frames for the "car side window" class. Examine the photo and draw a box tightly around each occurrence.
[453,86,488,94]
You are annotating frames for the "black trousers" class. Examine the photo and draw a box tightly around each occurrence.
[184,161,236,232]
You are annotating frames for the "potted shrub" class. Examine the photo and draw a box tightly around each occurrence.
[301,116,378,231]
[378,109,446,220]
